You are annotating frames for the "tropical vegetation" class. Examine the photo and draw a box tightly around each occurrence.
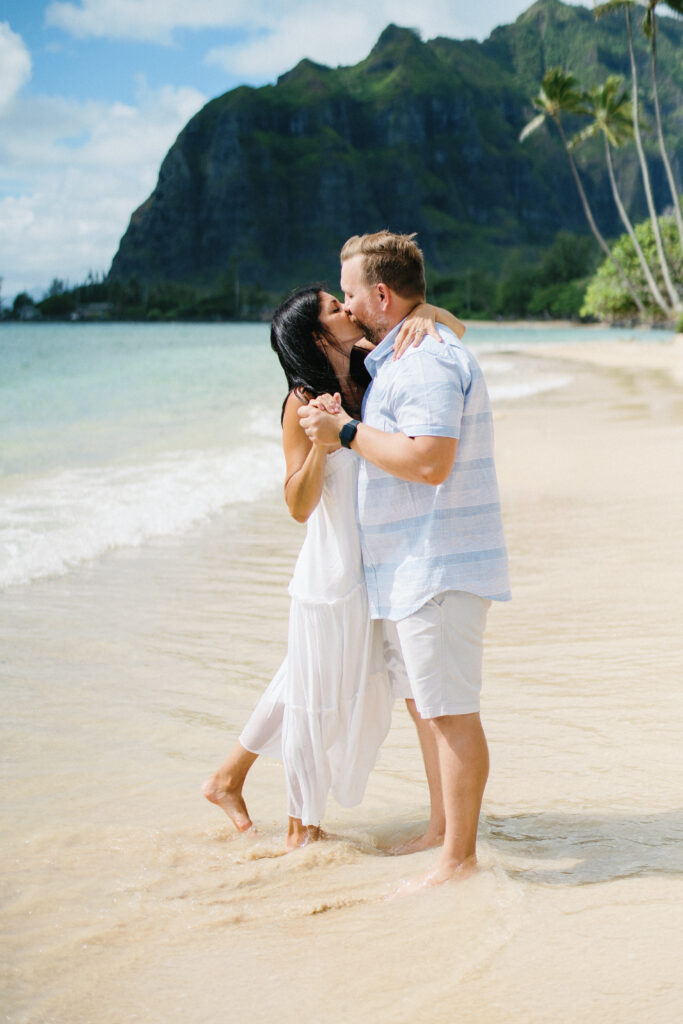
[521,0,683,322]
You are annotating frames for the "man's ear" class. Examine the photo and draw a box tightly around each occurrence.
[376,283,391,311]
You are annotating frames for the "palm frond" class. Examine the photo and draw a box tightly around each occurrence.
[593,0,635,19]
[540,68,588,115]
[570,124,599,150]
[519,112,547,143]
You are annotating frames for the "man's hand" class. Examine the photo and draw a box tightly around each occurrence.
[298,393,351,446]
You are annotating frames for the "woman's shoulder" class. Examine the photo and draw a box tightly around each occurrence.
[284,387,313,412]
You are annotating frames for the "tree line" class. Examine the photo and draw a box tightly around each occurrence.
[521,0,682,326]
[1,228,602,325]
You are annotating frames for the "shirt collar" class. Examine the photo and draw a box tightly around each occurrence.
[363,318,407,378]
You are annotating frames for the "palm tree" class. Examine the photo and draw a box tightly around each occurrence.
[642,0,683,256]
[573,76,671,315]
[593,1,681,311]
[520,68,647,316]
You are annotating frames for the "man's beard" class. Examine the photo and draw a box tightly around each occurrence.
[349,314,385,347]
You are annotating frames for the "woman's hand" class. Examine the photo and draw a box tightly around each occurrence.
[299,395,350,447]
[393,305,441,360]
[393,302,467,360]
[308,392,343,415]
[301,393,344,449]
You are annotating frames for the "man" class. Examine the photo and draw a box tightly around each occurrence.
[299,231,510,888]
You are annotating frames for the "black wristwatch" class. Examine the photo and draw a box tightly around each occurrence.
[339,419,360,449]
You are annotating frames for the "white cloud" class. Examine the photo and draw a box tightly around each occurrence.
[0,80,206,299]
[202,1,488,83]
[0,22,32,111]
[45,0,257,43]
[203,0,525,87]
[45,0,588,48]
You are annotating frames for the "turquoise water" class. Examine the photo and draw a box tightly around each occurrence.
[0,322,284,587]
[1,321,280,475]
[0,320,673,588]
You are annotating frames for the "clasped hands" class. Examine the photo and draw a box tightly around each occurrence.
[297,393,350,447]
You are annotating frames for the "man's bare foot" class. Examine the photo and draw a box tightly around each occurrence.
[285,822,326,851]
[387,826,445,856]
[385,856,478,899]
[202,775,253,833]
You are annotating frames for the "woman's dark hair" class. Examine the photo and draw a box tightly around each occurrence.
[270,285,353,419]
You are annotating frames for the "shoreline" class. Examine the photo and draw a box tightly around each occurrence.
[465,319,680,332]
[3,343,683,1023]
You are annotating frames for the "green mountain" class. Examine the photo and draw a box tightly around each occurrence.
[108,0,683,300]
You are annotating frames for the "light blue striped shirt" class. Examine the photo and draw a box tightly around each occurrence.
[358,321,511,620]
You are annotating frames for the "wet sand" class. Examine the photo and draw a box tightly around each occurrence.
[2,344,683,1023]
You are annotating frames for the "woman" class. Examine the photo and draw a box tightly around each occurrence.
[203,287,466,848]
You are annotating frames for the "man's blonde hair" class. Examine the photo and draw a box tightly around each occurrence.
[340,231,426,299]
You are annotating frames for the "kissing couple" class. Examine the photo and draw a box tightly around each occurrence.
[204,230,510,890]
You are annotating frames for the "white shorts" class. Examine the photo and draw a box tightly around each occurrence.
[382,590,491,718]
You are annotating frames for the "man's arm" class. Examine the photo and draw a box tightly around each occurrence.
[298,401,456,486]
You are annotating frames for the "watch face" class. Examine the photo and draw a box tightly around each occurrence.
[340,420,358,447]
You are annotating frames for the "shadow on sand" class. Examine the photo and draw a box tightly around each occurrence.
[482,809,683,886]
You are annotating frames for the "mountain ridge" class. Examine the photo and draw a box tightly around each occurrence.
[108,0,683,296]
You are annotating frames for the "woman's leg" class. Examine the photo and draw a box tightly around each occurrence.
[286,817,324,850]
[202,742,257,831]
[203,659,287,831]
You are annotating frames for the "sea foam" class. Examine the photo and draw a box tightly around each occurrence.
[0,441,284,589]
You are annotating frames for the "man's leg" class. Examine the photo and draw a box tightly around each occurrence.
[389,591,490,887]
[428,711,489,877]
[389,699,445,854]
[382,621,446,852]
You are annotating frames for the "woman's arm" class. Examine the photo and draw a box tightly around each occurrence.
[393,302,466,359]
[432,303,466,339]
[282,391,334,523]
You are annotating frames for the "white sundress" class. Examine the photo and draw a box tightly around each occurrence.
[239,447,394,826]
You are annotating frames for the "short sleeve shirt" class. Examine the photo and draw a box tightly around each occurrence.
[358,321,511,620]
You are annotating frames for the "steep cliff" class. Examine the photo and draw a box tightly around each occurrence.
[109,1,683,294]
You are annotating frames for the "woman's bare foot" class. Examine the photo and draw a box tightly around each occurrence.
[202,743,257,832]
[385,856,478,899]
[387,825,445,856]
[285,818,326,851]
[202,774,253,832]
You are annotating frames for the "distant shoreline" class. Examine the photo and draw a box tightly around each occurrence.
[3,316,680,334]
[464,319,679,333]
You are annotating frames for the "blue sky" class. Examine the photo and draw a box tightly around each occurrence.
[0,0,586,302]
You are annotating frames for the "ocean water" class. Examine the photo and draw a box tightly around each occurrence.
[2,321,682,1023]
[0,323,285,588]
[0,320,668,590]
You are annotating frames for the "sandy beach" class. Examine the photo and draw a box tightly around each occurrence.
[532,330,683,386]
[2,335,683,1023]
